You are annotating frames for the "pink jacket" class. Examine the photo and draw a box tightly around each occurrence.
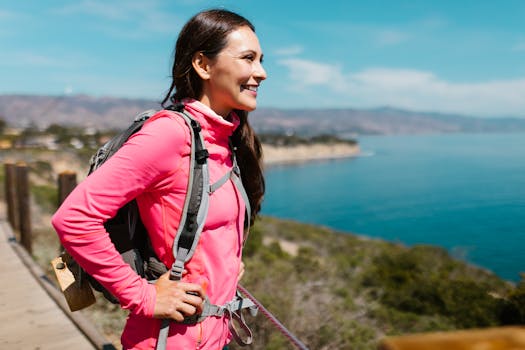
[52,99,246,349]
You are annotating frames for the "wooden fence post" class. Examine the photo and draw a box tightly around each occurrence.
[4,162,18,231]
[58,171,77,206]
[16,163,31,254]
[57,171,77,252]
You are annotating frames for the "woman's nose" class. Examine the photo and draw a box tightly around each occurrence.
[254,62,267,81]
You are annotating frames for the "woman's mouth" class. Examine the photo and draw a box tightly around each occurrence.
[241,85,258,93]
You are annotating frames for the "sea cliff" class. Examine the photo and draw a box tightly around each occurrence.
[262,142,361,166]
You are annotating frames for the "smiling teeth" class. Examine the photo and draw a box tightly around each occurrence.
[244,86,257,92]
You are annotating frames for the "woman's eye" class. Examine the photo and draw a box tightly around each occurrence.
[243,55,255,61]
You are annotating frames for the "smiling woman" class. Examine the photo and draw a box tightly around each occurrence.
[52,8,267,350]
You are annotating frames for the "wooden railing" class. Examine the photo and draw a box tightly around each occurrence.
[4,163,78,253]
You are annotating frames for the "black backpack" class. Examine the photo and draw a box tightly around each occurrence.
[83,103,214,302]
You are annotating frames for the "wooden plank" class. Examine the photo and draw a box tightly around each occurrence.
[0,220,96,350]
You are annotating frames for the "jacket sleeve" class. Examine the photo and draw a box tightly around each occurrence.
[51,111,189,317]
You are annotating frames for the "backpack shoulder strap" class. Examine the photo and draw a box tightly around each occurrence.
[156,105,210,350]
[165,106,210,281]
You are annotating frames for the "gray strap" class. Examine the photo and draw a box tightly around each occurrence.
[178,286,258,322]
[225,293,257,346]
[156,321,169,350]
[170,111,209,281]
[227,308,254,346]
[230,154,251,241]
[210,151,251,241]
[209,169,232,194]
[157,294,257,348]
[200,295,257,318]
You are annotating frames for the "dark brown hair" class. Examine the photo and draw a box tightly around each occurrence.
[161,9,265,224]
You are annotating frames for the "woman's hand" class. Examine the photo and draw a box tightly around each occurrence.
[238,261,245,281]
[153,271,205,322]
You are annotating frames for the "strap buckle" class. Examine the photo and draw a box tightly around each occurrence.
[195,149,209,164]
[181,294,258,346]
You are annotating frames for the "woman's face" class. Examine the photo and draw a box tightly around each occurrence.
[199,25,266,117]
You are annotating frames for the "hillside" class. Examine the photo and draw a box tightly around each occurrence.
[2,94,525,136]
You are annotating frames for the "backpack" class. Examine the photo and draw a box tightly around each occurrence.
[82,104,213,302]
[73,103,257,348]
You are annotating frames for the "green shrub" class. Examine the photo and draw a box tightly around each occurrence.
[501,274,525,324]
[293,246,320,276]
[243,223,263,257]
[362,245,506,328]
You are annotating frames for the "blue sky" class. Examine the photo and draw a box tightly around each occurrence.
[1,1,525,117]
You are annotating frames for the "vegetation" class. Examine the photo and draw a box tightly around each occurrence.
[233,217,523,350]
[0,116,6,134]
[258,132,357,147]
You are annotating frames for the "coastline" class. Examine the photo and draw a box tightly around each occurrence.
[262,142,361,166]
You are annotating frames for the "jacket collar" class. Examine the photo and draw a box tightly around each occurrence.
[182,98,240,142]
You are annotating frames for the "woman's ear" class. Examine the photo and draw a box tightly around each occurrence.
[192,52,211,80]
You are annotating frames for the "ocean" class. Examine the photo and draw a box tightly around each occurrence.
[261,132,525,282]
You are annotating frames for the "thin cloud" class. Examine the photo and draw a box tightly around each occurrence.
[278,58,348,92]
[274,45,304,56]
[375,30,410,46]
[0,9,27,36]
[54,0,130,20]
[278,59,525,117]
[0,51,81,69]
[0,10,16,19]
[53,0,180,38]
[511,41,525,52]
[416,16,449,29]
[0,49,96,74]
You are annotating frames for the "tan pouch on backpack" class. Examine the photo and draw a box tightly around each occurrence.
[51,252,96,312]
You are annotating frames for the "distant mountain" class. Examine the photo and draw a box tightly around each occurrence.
[0,94,159,130]
[1,94,525,136]
[250,106,525,137]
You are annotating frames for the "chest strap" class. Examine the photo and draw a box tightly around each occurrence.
[183,291,258,345]
[208,152,251,235]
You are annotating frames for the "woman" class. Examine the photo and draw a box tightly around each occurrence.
[52,9,266,349]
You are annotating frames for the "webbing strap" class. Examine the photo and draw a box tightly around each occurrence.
[170,111,210,281]
[156,322,169,350]
[230,154,251,241]
[156,110,209,350]
[155,293,257,348]
[183,293,257,323]
[209,153,250,235]
[209,170,231,193]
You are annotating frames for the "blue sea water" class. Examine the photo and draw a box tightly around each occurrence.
[261,133,525,282]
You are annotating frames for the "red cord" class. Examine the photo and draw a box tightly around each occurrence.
[237,284,309,350]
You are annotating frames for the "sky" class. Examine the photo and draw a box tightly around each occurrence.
[1,0,525,118]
